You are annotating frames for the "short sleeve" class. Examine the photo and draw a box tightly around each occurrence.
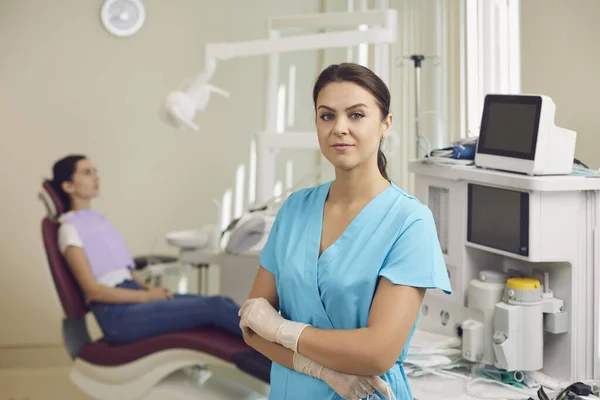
[259,194,294,277]
[58,223,83,254]
[379,205,452,294]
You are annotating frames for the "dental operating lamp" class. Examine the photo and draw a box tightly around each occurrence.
[161,9,398,131]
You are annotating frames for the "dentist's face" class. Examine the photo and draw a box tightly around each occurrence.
[315,81,391,174]
[62,158,100,200]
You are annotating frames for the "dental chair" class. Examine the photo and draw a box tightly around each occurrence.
[39,180,271,400]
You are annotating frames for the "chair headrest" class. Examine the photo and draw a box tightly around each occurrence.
[41,180,66,217]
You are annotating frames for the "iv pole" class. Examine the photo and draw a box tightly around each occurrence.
[402,54,441,159]
[410,55,425,158]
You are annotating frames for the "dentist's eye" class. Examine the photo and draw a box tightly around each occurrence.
[350,112,364,119]
[319,113,334,121]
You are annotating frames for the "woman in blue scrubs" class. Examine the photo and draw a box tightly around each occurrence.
[239,63,452,400]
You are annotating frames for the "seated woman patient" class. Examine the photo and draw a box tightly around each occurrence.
[51,154,242,345]
[238,63,452,400]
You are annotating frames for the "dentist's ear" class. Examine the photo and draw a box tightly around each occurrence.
[382,113,393,133]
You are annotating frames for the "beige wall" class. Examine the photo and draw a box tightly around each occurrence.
[0,0,321,348]
[521,0,600,168]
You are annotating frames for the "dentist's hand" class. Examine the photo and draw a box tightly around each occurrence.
[293,353,391,400]
[238,297,309,352]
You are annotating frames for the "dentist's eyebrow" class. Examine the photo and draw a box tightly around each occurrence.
[317,103,368,111]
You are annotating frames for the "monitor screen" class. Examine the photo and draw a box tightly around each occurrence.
[467,184,529,256]
[477,95,542,160]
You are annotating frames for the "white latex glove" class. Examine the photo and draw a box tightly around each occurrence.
[293,353,392,400]
[238,297,309,352]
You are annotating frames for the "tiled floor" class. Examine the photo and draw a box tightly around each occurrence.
[0,368,92,400]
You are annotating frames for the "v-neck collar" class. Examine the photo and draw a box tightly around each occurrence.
[315,180,393,263]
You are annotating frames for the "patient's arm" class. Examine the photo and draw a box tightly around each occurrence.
[63,246,167,304]
[131,272,151,289]
[130,270,174,299]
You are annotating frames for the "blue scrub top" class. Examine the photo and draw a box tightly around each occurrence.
[260,180,452,400]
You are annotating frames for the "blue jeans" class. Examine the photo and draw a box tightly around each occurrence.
[89,280,243,345]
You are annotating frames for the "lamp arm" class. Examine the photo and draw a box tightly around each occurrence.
[202,27,395,63]
[163,9,398,131]
[186,56,217,96]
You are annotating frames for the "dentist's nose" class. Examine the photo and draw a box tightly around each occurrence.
[333,119,348,136]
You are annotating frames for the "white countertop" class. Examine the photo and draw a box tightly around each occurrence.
[408,161,600,192]
[409,373,539,400]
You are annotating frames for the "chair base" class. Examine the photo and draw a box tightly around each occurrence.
[70,348,270,400]
[143,369,269,400]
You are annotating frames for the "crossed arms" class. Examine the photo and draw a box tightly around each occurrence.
[242,266,425,377]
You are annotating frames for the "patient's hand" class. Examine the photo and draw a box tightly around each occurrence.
[157,286,173,299]
[144,287,173,302]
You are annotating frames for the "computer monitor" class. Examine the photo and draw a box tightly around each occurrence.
[475,94,576,175]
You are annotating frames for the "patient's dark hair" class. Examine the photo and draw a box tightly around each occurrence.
[51,154,87,212]
[312,63,391,180]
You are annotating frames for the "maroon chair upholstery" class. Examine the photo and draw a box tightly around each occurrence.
[79,328,251,366]
[39,180,271,383]
[42,216,88,320]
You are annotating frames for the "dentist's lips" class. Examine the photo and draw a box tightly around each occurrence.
[332,144,354,152]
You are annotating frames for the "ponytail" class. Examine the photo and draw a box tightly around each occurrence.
[377,148,388,180]
[51,154,87,213]
[50,179,72,212]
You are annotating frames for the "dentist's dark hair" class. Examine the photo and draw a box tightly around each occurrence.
[312,63,390,180]
[51,154,87,212]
